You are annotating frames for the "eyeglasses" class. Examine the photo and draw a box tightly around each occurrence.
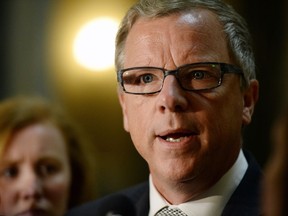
[117,62,243,95]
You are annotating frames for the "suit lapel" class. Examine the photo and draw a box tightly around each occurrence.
[135,186,149,216]
[222,150,263,216]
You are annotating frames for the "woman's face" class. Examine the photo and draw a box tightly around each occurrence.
[0,122,71,216]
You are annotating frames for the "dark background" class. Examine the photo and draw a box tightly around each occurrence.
[0,0,287,201]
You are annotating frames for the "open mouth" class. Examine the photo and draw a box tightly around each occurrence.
[160,132,194,143]
[16,209,49,216]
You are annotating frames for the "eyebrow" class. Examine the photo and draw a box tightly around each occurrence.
[0,159,20,168]
[37,157,63,165]
[0,156,63,167]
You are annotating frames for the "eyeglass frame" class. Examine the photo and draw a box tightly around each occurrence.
[117,62,244,95]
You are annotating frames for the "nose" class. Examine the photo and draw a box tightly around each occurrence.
[156,75,189,112]
[19,170,43,201]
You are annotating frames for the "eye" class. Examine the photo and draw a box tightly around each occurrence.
[140,74,154,83]
[0,166,19,179]
[38,162,60,177]
[192,71,206,79]
[182,65,219,81]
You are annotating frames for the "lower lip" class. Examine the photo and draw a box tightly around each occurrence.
[16,210,48,216]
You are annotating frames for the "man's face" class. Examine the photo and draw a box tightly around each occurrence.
[118,10,258,195]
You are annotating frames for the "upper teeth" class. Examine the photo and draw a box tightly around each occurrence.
[166,137,183,142]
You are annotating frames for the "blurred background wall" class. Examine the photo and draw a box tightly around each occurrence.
[0,0,287,201]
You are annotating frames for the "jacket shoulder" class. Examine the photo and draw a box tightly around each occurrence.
[65,181,149,216]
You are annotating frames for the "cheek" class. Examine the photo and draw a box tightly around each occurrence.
[128,112,150,152]
[125,98,151,132]
[125,99,153,155]
[213,88,243,120]
[45,174,71,209]
[47,177,70,194]
[0,185,15,212]
[200,92,243,143]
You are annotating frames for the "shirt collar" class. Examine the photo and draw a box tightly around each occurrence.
[149,149,248,216]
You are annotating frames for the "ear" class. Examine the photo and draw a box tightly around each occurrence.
[242,79,259,125]
[118,90,130,132]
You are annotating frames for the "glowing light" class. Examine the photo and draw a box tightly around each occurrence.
[73,17,119,71]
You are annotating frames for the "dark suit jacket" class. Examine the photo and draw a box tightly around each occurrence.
[66,151,263,216]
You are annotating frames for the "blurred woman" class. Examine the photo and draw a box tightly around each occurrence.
[0,97,93,216]
[263,106,288,216]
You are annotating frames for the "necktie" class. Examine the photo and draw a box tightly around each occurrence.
[155,206,188,216]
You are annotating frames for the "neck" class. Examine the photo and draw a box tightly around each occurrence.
[151,154,241,204]
[152,175,219,204]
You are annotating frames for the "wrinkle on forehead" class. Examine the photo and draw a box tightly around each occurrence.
[171,11,227,65]
[124,9,229,68]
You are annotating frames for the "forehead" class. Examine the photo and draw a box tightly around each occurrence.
[2,123,67,162]
[124,9,229,67]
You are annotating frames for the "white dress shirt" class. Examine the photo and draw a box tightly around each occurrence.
[149,150,248,216]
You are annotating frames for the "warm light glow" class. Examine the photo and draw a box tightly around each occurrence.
[73,17,119,71]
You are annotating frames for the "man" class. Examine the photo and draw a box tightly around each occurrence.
[67,0,261,215]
